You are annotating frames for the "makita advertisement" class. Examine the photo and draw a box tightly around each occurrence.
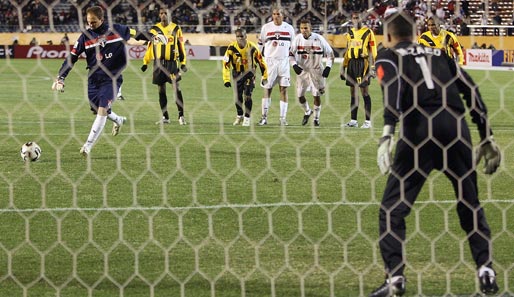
[9,45,210,60]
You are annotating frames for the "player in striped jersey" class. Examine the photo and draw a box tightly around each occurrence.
[222,29,268,127]
[289,19,334,126]
[140,8,188,125]
[257,7,296,126]
[341,11,377,129]
[52,6,133,157]
[417,17,464,65]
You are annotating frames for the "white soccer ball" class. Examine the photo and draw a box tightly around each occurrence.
[153,34,168,45]
[20,142,42,162]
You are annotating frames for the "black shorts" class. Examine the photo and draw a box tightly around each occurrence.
[345,58,371,87]
[235,72,256,98]
[152,59,179,85]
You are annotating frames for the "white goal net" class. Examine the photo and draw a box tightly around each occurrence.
[1,0,513,296]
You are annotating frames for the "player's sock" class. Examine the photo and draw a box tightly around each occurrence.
[159,93,168,119]
[301,100,311,114]
[107,111,122,124]
[262,97,270,118]
[244,98,252,118]
[176,90,185,117]
[350,96,358,120]
[314,105,321,119]
[85,114,107,149]
[363,95,372,121]
[280,100,288,119]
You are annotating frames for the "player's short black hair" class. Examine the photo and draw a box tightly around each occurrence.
[387,13,414,38]
[235,28,247,36]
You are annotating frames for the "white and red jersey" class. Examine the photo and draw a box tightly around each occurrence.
[290,32,334,70]
[258,21,295,59]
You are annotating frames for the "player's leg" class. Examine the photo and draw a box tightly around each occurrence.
[311,71,324,126]
[313,95,321,126]
[175,81,186,125]
[81,83,112,156]
[371,140,430,296]
[156,84,170,124]
[442,117,497,294]
[233,78,245,125]
[278,59,290,126]
[360,85,372,128]
[242,77,254,126]
[297,74,312,125]
[344,85,359,127]
[344,59,360,127]
[109,78,127,135]
[259,58,277,125]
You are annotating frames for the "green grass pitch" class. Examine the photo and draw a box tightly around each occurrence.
[0,59,513,296]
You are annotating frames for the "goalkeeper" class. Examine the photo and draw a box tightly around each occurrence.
[52,6,131,157]
[222,28,268,126]
[371,12,501,297]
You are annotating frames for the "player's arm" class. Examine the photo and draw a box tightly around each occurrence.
[453,61,501,173]
[141,42,153,72]
[52,35,83,92]
[176,26,187,72]
[453,62,491,140]
[321,36,334,77]
[368,29,378,62]
[450,33,464,65]
[375,55,402,175]
[254,46,268,80]
[222,47,233,86]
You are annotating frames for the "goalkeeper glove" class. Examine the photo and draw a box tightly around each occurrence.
[476,136,501,174]
[377,125,395,175]
[141,65,148,72]
[322,66,331,78]
[224,82,231,88]
[293,64,303,75]
[180,64,188,72]
[51,77,65,92]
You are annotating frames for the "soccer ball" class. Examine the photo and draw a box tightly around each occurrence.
[20,142,42,162]
[153,34,168,45]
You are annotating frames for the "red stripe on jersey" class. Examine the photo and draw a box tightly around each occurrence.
[84,34,122,47]
[298,45,322,51]
[266,31,291,37]
[369,40,375,46]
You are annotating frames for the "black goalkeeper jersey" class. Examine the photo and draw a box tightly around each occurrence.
[375,41,490,140]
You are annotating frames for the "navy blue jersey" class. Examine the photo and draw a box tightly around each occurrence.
[58,22,132,81]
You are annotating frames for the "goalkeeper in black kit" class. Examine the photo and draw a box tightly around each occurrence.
[370,12,501,297]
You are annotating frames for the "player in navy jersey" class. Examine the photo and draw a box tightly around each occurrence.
[52,6,134,157]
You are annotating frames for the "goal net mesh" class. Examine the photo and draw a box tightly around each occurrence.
[1,0,513,296]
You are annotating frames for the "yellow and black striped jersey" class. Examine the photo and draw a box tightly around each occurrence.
[343,26,377,67]
[222,41,268,83]
[143,22,186,66]
[418,30,464,65]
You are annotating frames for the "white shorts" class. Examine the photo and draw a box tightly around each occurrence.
[296,68,325,97]
[262,57,290,89]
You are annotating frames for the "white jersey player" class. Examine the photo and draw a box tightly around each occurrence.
[258,8,296,126]
[289,19,334,126]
